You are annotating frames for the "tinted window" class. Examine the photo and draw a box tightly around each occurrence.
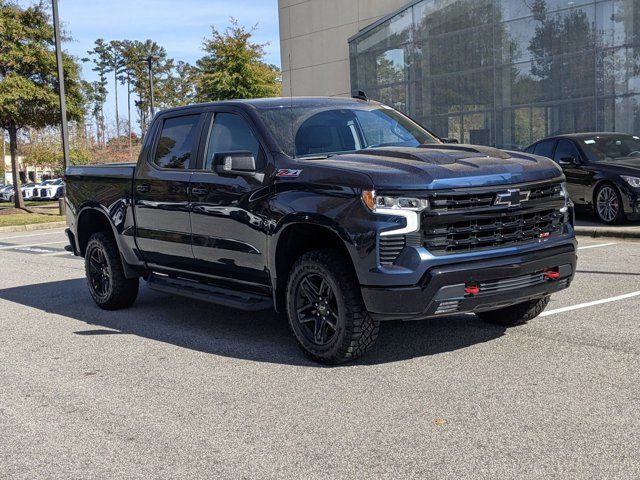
[205,113,263,170]
[533,140,555,159]
[554,140,581,163]
[154,114,201,169]
[580,134,640,162]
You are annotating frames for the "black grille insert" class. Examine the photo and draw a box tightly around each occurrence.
[422,208,564,254]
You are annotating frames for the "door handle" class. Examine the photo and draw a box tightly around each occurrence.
[136,184,151,194]
[191,187,208,196]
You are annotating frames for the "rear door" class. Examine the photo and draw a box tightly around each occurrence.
[188,109,271,286]
[133,112,206,270]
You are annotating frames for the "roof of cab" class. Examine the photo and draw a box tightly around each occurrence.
[157,96,376,115]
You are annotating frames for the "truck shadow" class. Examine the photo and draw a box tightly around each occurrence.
[0,278,507,367]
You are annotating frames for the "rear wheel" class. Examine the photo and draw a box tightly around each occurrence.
[476,296,550,327]
[286,250,379,364]
[595,183,624,224]
[85,232,139,310]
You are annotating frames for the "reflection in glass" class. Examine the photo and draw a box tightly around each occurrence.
[349,0,640,149]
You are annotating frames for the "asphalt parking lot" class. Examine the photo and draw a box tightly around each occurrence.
[0,228,638,479]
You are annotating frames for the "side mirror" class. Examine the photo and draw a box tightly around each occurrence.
[559,155,580,166]
[441,137,459,144]
[214,151,257,176]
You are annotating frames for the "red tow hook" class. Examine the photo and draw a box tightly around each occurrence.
[543,269,560,280]
[464,284,480,295]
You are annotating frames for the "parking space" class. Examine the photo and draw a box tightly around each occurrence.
[0,229,638,478]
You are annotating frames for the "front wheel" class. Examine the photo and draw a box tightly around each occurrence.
[476,296,550,327]
[595,183,624,224]
[85,232,139,310]
[286,250,379,364]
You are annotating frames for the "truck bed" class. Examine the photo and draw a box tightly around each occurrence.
[65,163,136,230]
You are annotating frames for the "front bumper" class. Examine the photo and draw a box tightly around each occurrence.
[361,244,576,321]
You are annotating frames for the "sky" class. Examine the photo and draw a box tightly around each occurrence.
[18,0,281,133]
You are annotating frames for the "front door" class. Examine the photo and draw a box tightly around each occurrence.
[189,111,271,286]
[134,112,205,270]
[553,139,589,204]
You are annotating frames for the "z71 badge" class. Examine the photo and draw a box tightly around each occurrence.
[276,169,303,178]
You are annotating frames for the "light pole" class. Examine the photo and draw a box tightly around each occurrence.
[140,55,160,117]
[52,0,70,171]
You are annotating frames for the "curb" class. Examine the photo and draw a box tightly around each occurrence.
[575,225,640,239]
[0,221,66,234]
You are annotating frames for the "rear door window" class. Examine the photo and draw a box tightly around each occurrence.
[153,114,201,169]
[533,140,555,159]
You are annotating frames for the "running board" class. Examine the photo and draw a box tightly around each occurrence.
[146,274,273,311]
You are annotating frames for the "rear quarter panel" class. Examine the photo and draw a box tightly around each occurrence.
[65,163,141,266]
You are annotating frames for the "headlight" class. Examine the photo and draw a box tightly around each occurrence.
[361,190,429,212]
[362,190,428,236]
[622,175,640,188]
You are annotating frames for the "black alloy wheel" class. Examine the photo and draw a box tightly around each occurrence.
[294,273,339,346]
[88,244,111,300]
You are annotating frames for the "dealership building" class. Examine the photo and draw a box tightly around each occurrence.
[279,0,640,149]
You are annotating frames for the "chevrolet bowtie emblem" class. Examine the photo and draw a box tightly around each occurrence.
[494,188,530,207]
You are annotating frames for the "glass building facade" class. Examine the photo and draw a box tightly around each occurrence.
[349,0,640,149]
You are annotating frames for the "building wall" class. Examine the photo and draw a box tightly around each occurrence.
[279,0,409,97]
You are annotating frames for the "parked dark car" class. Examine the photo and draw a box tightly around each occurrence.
[64,97,577,364]
[525,133,640,224]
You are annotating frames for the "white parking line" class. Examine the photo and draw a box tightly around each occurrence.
[0,230,65,241]
[40,250,73,257]
[577,242,617,250]
[0,240,67,250]
[541,290,640,317]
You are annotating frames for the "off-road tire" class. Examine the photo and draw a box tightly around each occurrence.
[286,250,379,364]
[476,295,550,327]
[85,232,139,310]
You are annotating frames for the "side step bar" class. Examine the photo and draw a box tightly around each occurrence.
[147,274,273,311]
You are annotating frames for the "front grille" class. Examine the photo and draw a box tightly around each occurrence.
[422,208,565,255]
[429,183,564,213]
[422,181,567,256]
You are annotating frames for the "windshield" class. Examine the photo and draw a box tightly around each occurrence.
[256,103,439,158]
[580,134,640,162]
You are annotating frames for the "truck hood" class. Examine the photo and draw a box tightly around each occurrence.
[309,145,563,190]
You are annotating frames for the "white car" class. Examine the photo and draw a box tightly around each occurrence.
[0,184,16,202]
[0,183,38,202]
[31,179,65,201]
[21,183,39,200]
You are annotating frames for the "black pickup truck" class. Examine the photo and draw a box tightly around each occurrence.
[65,97,577,364]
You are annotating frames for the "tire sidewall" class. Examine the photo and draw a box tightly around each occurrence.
[286,259,349,359]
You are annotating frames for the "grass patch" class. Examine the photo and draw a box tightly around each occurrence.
[0,213,64,227]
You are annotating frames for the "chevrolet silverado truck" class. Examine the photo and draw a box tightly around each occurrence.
[65,97,577,364]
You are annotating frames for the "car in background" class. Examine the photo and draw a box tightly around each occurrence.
[525,133,640,224]
[31,179,65,201]
[21,182,39,200]
[0,184,16,202]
